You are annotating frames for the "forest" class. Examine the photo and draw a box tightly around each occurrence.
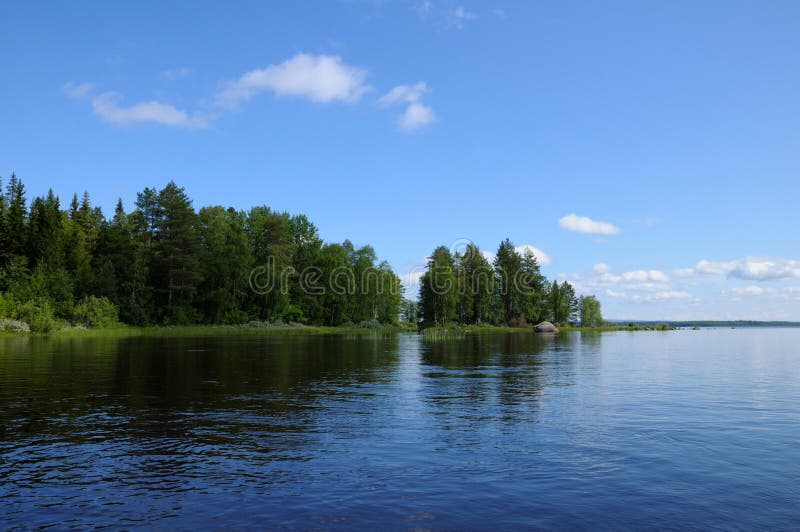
[415,241,602,328]
[0,173,602,333]
[0,174,402,331]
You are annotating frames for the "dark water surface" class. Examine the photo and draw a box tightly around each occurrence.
[2,329,799,529]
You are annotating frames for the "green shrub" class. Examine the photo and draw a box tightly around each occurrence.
[281,304,306,324]
[220,309,250,325]
[18,300,59,333]
[0,292,20,319]
[71,296,119,328]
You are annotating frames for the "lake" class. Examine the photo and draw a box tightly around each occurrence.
[2,329,799,529]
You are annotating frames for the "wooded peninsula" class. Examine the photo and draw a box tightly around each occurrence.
[0,174,602,333]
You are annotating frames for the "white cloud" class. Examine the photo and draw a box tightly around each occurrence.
[621,269,669,282]
[63,82,93,100]
[492,8,506,18]
[730,286,765,296]
[558,214,621,235]
[684,257,800,281]
[604,288,691,302]
[649,290,692,301]
[379,82,427,105]
[593,263,611,274]
[92,92,209,129]
[216,53,370,108]
[515,245,552,266]
[380,81,436,132]
[398,102,436,132]
[399,271,424,286]
[163,67,192,81]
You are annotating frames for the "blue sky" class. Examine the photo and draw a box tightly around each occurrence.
[2,1,799,320]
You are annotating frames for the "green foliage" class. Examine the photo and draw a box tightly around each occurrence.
[548,280,579,326]
[17,300,60,333]
[580,295,603,327]
[419,246,457,326]
[71,296,119,328]
[0,174,404,331]
[419,242,598,330]
[281,303,306,324]
[0,292,19,318]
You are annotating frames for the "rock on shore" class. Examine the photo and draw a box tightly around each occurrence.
[534,321,559,333]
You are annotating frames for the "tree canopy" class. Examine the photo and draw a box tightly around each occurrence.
[0,175,403,330]
[418,240,594,328]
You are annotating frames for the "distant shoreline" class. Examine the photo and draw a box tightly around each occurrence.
[606,320,800,328]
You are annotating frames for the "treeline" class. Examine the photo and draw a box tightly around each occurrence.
[0,174,402,331]
[416,241,602,328]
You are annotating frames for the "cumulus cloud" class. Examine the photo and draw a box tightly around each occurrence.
[398,103,436,132]
[605,289,692,302]
[379,81,436,132]
[683,257,800,281]
[216,53,370,108]
[558,214,621,235]
[622,270,670,282]
[563,264,676,299]
[730,286,766,296]
[593,263,611,274]
[92,92,209,129]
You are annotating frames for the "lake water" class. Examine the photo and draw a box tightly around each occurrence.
[1,329,799,529]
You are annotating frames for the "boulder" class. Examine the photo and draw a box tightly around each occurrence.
[534,321,559,333]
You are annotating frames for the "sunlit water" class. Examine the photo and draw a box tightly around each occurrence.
[2,329,799,529]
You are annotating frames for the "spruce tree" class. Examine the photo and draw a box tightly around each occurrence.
[154,181,202,323]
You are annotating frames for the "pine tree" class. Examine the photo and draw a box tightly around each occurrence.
[518,250,546,324]
[5,173,27,257]
[456,243,494,324]
[154,181,202,323]
[494,239,522,325]
[0,176,8,265]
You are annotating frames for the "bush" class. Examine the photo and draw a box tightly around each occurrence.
[71,296,119,328]
[220,309,249,325]
[281,304,306,324]
[0,292,20,319]
[18,300,59,333]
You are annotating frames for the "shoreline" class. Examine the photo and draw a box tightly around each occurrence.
[1,323,671,338]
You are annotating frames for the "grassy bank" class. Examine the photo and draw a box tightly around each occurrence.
[0,321,674,339]
[0,323,419,338]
